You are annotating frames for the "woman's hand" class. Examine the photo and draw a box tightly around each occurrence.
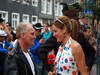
[48,71,56,75]
[39,38,45,43]
[48,66,57,75]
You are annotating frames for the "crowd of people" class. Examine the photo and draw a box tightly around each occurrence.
[1,1,99,74]
[0,13,98,75]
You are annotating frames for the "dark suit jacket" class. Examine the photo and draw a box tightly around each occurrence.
[4,41,36,75]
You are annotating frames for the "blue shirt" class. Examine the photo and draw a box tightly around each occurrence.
[30,37,43,63]
[42,31,52,40]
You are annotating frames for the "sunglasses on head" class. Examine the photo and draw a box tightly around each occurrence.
[54,18,72,30]
[54,18,65,25]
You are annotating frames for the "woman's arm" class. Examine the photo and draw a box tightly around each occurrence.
[72,43,89,75]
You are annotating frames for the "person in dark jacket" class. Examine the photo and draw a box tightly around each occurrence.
[4,22,36,75]
[77,26,96,73]
[96,19,100,75]
[0,30,9,75]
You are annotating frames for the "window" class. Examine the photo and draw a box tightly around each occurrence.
[32,0,38,6]
[59,5,63,16]
[76,0,79,2]
[31,16,38,24]
[54,1,59,16]
[12,0,22,3]
[54,1,63,17]
[16,0,21,3]
[12,13,20,29]
[38,19,43,24]
[12,0,16,1]
[67,0,76,5]
[47,0,52,15]
[0,11,8,23]
[22,0,30,5]
[41,0,46,14]
[22,14,29,22]
[54,3,57,16]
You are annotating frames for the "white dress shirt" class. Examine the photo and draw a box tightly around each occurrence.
[23,51,35,75]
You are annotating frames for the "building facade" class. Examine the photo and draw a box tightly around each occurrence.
[0,0,39,29]
[0,0,63,29]
[38,0,63,24]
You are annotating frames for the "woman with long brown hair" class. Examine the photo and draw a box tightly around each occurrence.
[48,16,88,75]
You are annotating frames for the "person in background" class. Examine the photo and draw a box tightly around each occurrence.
[0,18,5,30]
[0,18,13,44]
[48,16,88,75]
[77,25,96,74]
[42,23,52,41]
[6,22,16,41]
[38,23,60,74]
[30,23,45,75]
[4,22,36,75]
[96,19,100,75]
[0,29,9,75]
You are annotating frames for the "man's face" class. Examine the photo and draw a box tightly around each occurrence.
[0,25,4,30]
[35,29,41,37]
[44,25,49,32]
[84,29,92,39]
[23,27,36,48]
[0,36,5,42]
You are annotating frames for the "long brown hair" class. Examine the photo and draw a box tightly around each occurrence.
[71,19,80,40]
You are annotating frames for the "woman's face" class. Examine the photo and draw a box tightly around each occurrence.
[52,25,65,42]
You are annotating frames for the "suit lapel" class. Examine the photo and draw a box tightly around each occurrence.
[15,42,33,73]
